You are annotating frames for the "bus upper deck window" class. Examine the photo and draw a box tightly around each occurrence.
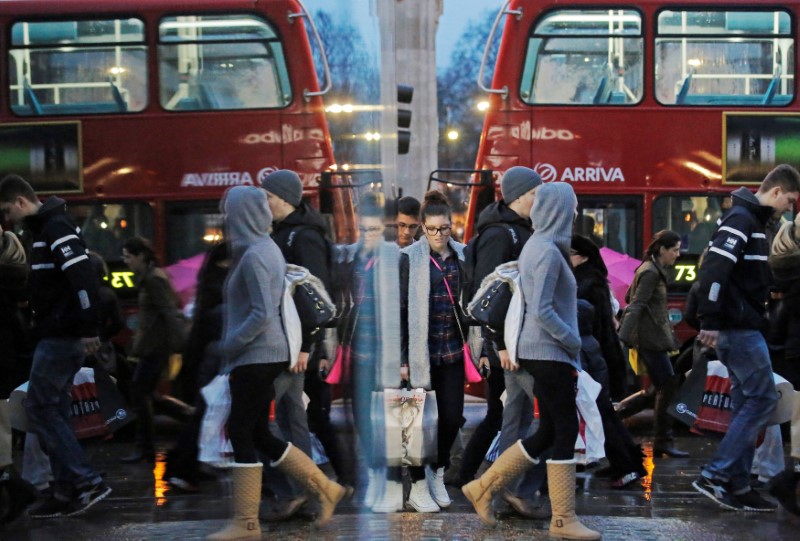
[158,14,291,111]
[519,9,643,106]
[655,10,794,106]
[9,19,147,116]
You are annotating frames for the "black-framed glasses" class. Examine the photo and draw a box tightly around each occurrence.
[423,224,452,236]
[358,226,383,234]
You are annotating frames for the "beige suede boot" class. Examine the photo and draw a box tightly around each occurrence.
[273,443,352,527]
[206,463,262,541]
[547,459,601,540]
[462,440,538,527]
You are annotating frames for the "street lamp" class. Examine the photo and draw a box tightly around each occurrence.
[447,130,459,141]
[476,100,490,112]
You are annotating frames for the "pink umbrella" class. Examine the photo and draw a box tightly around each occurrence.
[165,253,207,307]
[599,247,641,309]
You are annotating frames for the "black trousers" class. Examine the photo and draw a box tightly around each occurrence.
[518,360,578,461]
[430,362,465,470]
[458,366,504,481]
[228,363,290,464]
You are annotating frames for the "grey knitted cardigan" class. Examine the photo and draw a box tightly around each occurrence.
[517,182,581,369]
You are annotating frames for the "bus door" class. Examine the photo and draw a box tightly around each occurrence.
[427,169,495,242]
[576,195,642,260]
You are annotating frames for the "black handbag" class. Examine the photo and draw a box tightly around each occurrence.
[468,279,513,332]
[293,281,336,333]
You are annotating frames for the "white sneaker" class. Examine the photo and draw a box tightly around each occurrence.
[425,465,451,508]
[407,480,440,513]
[372,480,403,513]
[364,468,386,509]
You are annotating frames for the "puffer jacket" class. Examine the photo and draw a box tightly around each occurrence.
[618,258,678,352]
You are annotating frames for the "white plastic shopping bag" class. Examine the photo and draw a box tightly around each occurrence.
[574,371,605,464]
[198,374,234,467]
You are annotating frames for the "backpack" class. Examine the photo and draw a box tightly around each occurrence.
[460,223,524,322]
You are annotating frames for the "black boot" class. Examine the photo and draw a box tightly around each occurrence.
[768,469,800,515]
[652,381,689,458]
[120,445,156,463]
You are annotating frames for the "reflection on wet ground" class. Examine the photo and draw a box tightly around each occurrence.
[3,404,799,540]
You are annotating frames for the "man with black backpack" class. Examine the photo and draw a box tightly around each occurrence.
[456,167,547,518]
[260,169,343,520]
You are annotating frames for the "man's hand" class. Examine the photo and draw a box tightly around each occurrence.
[697,329,719,349]
[291,351,309,373]
[499,349,517,371]
[400,365,409,382]
[82,336,101,356]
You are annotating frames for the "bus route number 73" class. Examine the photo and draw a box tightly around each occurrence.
[674,264,696,283]
[110,271,136,289]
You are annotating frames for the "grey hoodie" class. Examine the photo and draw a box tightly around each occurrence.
[517,182,581,368]
[221,186,289,373]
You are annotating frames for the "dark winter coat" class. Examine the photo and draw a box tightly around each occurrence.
[472,201,532,357]
[574,263,627,400]
[697,187,774,331]
[22,197,99,339]
[130,264,181,359]
[618,258,678,352]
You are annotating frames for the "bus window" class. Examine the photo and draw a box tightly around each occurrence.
[9,19,147,115]
[70,202,154,263]
[655,10,794,106]
[652,195,731,292]
[576,198,641,258]
[159,14,291,111]
[520,9,643,105]
[165,202,224,264]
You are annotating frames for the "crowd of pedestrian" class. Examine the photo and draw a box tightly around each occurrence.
[2,162,800,539]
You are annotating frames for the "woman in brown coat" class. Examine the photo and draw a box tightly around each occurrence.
[618,230,687,458]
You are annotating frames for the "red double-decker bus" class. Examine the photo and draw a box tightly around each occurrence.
[447,0,799,331]
[0,0,363,299]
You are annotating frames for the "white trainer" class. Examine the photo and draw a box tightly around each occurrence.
[407,480,440,513]
[425,465,452,508]
[372,480,403,513]
[364,467,386,509]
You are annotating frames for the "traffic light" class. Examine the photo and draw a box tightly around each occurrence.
[397,84,413,155]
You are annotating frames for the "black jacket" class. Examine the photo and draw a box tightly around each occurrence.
[472,201,532,356]
[697,187,774,331]
[272,202,332,292]
[23,197,99,338]
[574,263,627,401]
[271,202,332,358]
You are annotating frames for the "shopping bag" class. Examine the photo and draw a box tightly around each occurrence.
[484,431,501,463]
[310,432,329,465]
[92,363,136,435]
[70,367,108,439]
[198,374,234,467]
[668,357,709,428]
[693,360,733,434]
[382,388,437,467]
[574,371,605,464]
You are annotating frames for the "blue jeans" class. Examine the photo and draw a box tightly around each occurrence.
[25,338,102,500]
[498,368,546,498]
[701,330,777,493]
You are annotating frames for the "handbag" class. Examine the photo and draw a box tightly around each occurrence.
[286,264,336,333]
[198,374,234,467]
[467,262,519,332]
[668,357,709,428]
[430,256,482,383]
[327,257,373,384]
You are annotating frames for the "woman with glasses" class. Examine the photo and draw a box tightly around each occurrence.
[335,192,403,512]
[400,190,473,513]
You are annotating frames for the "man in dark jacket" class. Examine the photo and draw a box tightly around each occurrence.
[0,174,111,518]
[260,169,340,519]
[693,164,800,512]
[456,166,545,518]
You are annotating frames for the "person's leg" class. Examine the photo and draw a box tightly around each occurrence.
[696,330,777,508]
[637,349,687,458]
[458,365,505,485]
[430,363,465,471]
[305,365,344,480]
[123,354,167,462]
[22,433,53,492]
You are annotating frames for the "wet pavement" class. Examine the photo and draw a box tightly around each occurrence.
[3,403,799,540]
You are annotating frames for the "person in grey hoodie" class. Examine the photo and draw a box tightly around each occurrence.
[463,182,600,540]
[207,186,349,541]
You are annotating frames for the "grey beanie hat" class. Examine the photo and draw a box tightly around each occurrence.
[260,169,303,207]
[501,166,542,204]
